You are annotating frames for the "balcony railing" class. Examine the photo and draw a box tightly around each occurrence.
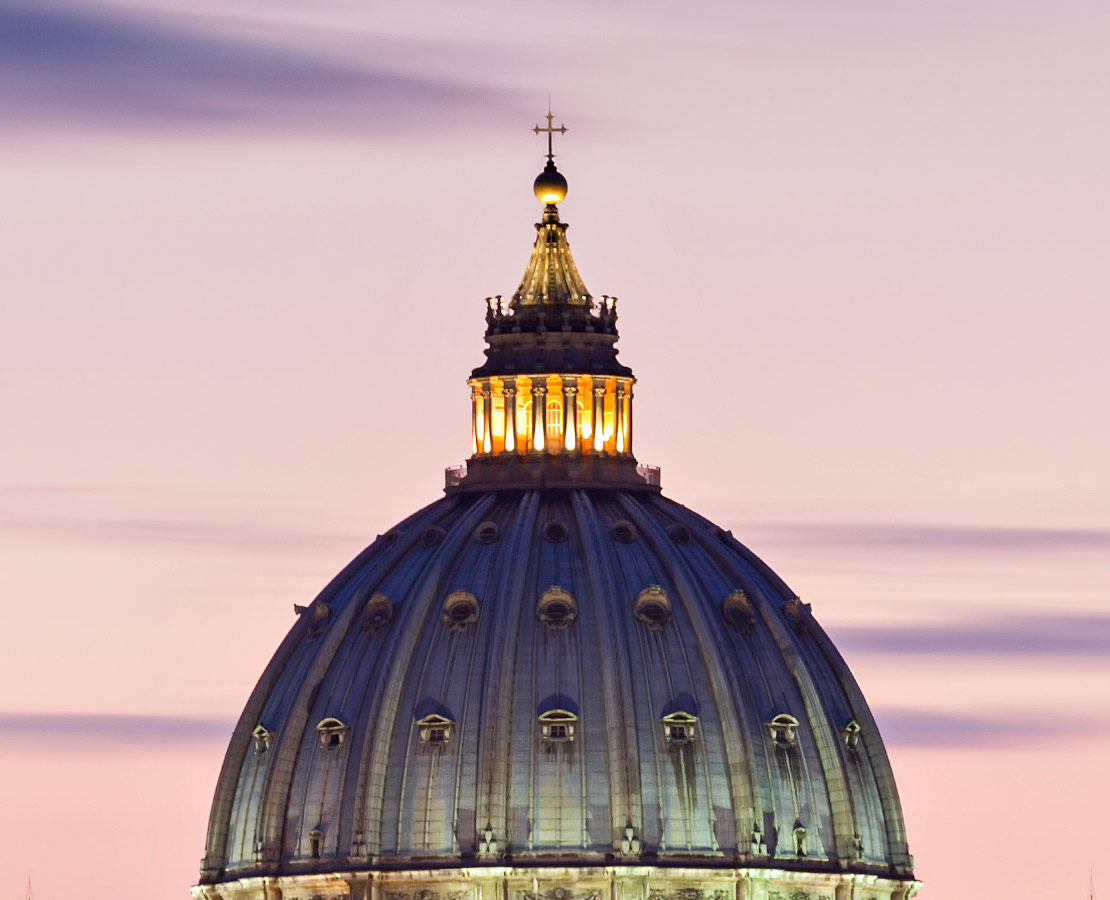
[446,461,661,488]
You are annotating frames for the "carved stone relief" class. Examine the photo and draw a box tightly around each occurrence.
[517,889,600,900]
[767,893,833,900]
[648,889,728,900]
[386,891,466,900]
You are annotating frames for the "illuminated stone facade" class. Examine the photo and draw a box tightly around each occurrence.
[194,120,919,900]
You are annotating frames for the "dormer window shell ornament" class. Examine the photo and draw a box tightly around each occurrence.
[660,710,697,746]
[316,717,348,750]
[362,592,393,634]
[416,713,454,749]
[722,589,756,633]
[537,585,577,630]
[783,597,812,634]
[442,590,479,632]
[294,599,330,640]
[539,709,578,746]
[841,719,862,752]
[767,713,800,749]
[634,585,672,631]
[251,725,273,756]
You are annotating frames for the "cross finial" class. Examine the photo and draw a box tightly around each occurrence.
[533,104,567,162]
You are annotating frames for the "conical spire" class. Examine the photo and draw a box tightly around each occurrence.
[511,201,592,308]
[471,114,630,379]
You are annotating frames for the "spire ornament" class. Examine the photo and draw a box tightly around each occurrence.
[533,108,569,205]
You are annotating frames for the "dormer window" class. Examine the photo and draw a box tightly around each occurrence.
[722,589,756,633]
[251,724,273,756]
[416,713,455,749]
[634,585,672,631]
[767,713,800,749]
[539,709,578,745]
[442,590,480,632]
[316,717,349,750]
[362,592,393,634]
[660,710,697,745]
[537,586,577,630]
[841,719,861,752]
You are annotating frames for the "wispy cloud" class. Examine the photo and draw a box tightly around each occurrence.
[0,712,232,743]
[0,0,519,134]
[0,484,361,556]
[831,612,1110,658]
[743,521,1110,555]
[0,509,359,555]
[873,706,1110,749]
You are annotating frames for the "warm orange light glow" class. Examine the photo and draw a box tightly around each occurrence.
[491,390,505,439]
[534,417,545,451]
[540,192,563,203]
[546,399,562,449]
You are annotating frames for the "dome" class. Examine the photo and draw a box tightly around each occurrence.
[199,490,915,886]
[195,116,919,900]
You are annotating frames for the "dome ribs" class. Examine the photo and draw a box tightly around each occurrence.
[569,490,643,858]
[210,497,458,878]
[205,490,914,888]
[472,492,542,858]
[616,493,750,859]
[682,507,879,872]
[350,492,500,863]
[803,624,915,874]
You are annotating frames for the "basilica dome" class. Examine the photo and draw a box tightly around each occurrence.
[195,117,918,900]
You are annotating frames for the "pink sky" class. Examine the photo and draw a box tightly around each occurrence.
[2,1,1108,898]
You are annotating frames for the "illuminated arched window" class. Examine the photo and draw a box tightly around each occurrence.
[546,399,563,443]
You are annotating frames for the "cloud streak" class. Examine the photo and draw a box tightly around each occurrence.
[743,521,1110,555]
[0,484,363,556]
[0,509,360,556]
[0,712,232,743]
[0,0,518,134]
[873,707,1110,749]
[831,612,1110,658]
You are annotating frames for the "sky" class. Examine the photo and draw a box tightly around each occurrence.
[1,0,1108,897]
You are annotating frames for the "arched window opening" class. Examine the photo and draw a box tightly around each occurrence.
[634,584,672,631]
[316,717,348,750]
[767,713,800,749]
[546,399,563,444]
[251,724,273,756]
[537,585,577,630]
[442,590,480,631]
[539,709,578,748]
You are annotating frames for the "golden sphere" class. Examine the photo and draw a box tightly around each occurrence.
[533,161,568,204]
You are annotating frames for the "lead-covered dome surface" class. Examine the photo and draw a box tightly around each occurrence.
[200,488,914,884]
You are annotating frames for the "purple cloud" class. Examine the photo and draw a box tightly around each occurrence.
[741,521,1110,554]
[873,707,1110,749]
[0,0,520,134]
[0,712,233,743]
[829,613,1110,658]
